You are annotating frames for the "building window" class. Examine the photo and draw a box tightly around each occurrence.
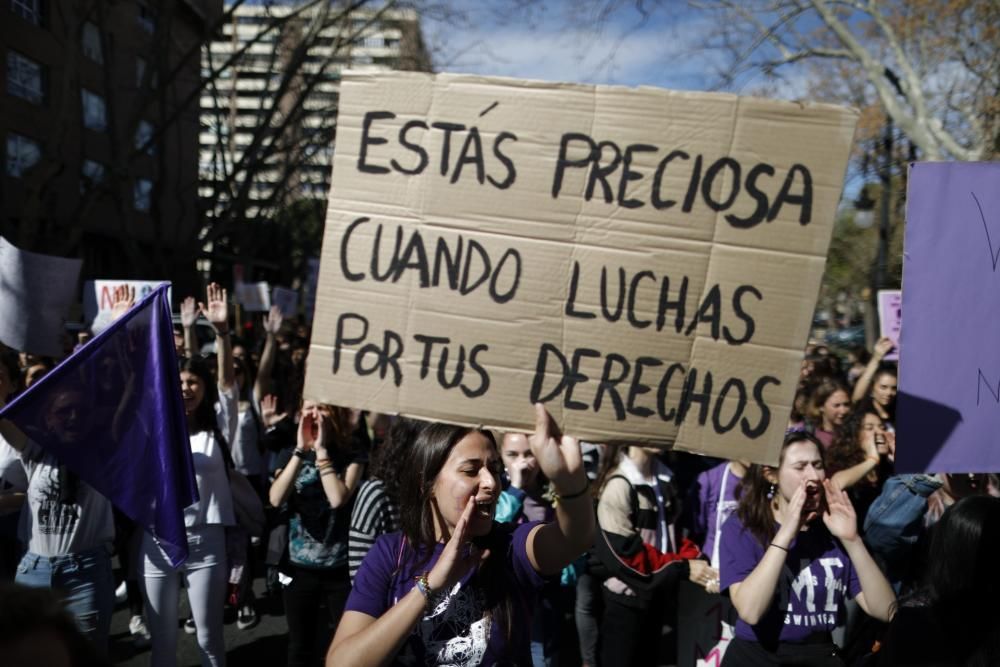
[134,178,153,211]
[6,132,41,177]
[81,89,106,132]
[135,120,154,155]
[7,51,45,104]
[82,21,103,63]
[10,0,43,25]
[80,158,104,192]
[137,3,156,34]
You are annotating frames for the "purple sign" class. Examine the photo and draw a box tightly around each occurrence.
[897,162,1000,473]
[877,290,901,362]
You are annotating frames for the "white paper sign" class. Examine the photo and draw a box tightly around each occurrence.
[234,281,271,312]
[0,237,82,356]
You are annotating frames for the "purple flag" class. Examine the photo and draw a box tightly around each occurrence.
[0,283,197,565]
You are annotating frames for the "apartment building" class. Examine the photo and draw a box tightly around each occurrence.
[198,2,431,223]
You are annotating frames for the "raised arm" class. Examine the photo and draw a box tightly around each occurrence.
[179,296,198,359]
[253,305,282,403]
[200,283,234,392]
[524,403,596,576]
[831,431,881,491]
[314,414,364,509]
[851,337,894,402]
[269,414,308,508]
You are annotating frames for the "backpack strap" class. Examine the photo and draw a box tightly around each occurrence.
[605,474,640,524]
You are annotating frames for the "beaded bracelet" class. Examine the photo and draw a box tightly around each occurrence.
[413,573,433,599]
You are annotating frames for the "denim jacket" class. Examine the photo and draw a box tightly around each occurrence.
[862,474,942,589]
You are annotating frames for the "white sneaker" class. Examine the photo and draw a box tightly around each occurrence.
[129,614,151,648]
[183,616,197,635]
[115,581,128,604]
[236,604,258,630]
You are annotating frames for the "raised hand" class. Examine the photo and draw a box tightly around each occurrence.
[110,285,136,322]
[873,337,895,359]
[261,394,287,428]
[884,431,896,462]
[180,296,198,328]
[199,283,229,334]
[821,479,858,542]
[528,403,584,492]
[263,305,283,336]
[426,496,491,593]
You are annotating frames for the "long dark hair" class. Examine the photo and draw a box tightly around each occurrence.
[922,496,1000,665]
[397,423,513,650]
[870,364,897,417]
[369,416,427,504]
[179,356,218,435]
[826,407,880,477]
[735,432,824,548]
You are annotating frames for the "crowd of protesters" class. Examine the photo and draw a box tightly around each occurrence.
[1,284,999,667]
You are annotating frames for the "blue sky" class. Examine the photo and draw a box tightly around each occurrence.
[423,2,727,91]
[421,2,815,96]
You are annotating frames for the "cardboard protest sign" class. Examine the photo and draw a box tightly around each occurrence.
[877,290,901,362]
[84,280,171,328]
[897,162,1000,474]
[0,237,82,357]
[304,72,857,463]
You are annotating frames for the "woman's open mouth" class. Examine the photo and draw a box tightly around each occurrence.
[474,497,495,520]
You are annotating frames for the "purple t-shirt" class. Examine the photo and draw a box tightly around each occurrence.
[693,463,741,565]
[345,521,544,665]
[719,514,861,645]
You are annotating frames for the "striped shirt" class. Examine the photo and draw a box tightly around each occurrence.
[348,478,400,582]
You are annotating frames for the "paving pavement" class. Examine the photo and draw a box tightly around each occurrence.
[108,575,289,666]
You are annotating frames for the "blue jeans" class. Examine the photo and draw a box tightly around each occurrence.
[15,545,114,652]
